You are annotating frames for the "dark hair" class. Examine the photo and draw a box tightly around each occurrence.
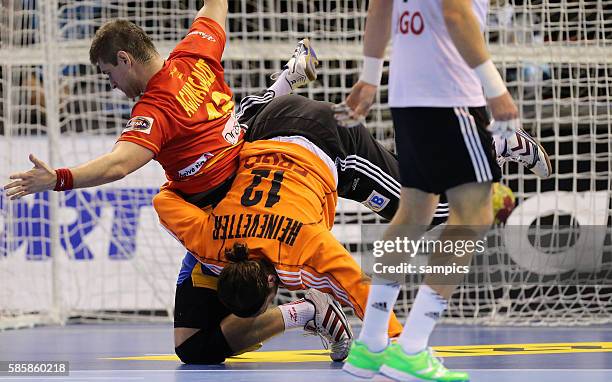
[89,20,157,66]
[217,243,276,318]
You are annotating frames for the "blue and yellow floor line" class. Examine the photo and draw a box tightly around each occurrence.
[103,341,612,363]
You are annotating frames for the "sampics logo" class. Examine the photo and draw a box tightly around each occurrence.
[123,116,154,134]
[178,153,214,178]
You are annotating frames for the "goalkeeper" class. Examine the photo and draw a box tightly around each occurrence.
[152,97,410,364]
[154,86,512,365]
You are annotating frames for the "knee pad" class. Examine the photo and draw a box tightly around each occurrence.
[175,327,233,364]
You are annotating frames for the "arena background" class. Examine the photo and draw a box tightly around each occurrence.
[0,0,610,330]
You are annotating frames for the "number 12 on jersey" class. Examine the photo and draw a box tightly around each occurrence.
[240,170,285,208]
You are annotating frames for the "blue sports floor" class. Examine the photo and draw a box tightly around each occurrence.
[1,323,611,381]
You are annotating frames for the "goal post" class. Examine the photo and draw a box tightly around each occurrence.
[1,0,611,330]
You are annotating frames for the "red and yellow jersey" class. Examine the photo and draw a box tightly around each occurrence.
[118,17,242,195]
[154,140,403,337]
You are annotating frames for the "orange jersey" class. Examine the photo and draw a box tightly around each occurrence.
[118,17,242,194]
[154,140,403,337]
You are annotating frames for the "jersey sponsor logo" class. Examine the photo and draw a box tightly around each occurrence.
[222,114,242,145]
[123,116,154,134]
[212,213,304,246]
[187,30,216,42]
[363,190,390,212]
[177,152,214,178]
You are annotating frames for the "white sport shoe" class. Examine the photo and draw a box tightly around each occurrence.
[303,289,353,362]
[497,127,552,178]
[272,38,319,90]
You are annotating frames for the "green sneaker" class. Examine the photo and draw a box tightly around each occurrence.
[342,340,387,378]
[380,344,469,382]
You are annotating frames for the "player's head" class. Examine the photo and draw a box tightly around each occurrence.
[217,243,279,318]
[89,19,159,98]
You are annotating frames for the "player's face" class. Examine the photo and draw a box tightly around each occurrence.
[98,54,140,99]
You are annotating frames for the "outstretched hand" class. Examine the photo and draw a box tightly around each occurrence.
[345,80,378,121]
[3,154,56,200]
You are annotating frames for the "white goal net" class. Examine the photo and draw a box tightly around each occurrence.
[1,0,611,329]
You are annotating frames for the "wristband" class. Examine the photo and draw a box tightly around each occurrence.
[474,59,507,99]
[54,168,74,191]
[359,56,384,86]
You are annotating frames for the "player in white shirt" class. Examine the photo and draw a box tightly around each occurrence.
[342,1,551,381]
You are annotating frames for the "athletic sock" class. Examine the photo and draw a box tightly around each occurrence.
[268,70,292,96]
[358,277,401,353]
[398,284,448,354]
[278,299,315,330]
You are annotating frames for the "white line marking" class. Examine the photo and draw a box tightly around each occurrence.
[45,368,611,373]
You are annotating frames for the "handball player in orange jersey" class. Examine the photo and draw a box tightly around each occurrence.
[153,93,413,364]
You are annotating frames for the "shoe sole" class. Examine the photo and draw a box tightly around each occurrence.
[518,129,552,178]
[531,137,552,179]
[300,38,319,81]
[342,362,377,379]
[380,364,470,382]
[379,365,414,382]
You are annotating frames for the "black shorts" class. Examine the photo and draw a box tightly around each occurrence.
[174,275,230,329]
[174,266,234,364]
[391,107,501,194]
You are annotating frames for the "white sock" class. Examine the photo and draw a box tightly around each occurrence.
[398,284,448,354]
[278,299,315,330]
[268,70,292,97]
[358,278,401,352]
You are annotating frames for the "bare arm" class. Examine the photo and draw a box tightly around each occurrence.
[443,0,518,121]
[4,141,153,199]
[362,0,393,61]
[195,0,228,32]
[442,0,490,68]
[72,141,154,187]
[345,0,393,118]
